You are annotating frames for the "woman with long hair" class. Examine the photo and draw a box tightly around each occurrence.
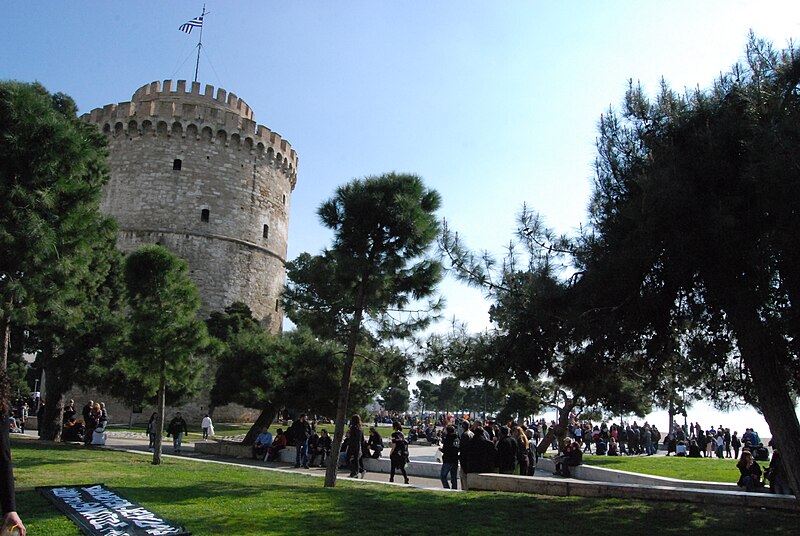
[512,426,531,476]
[346,415,364,478]
[0,369,26,534]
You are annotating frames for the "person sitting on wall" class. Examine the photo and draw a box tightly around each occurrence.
[266,429,286,461]
[309,429,331,467]
[252,427,273,460]
[676,440,688,457]
[553,437,582,477]
[62,419,85,442]
[367,427,383,458]
[687,439,702,458]
[736,450,764,492]
[753,442,770,462]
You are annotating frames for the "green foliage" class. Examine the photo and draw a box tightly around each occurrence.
[285,172,444,343]
[0,80,122,439]
[380,378,410,412]
[574,34,800,495]
[113,245,212,405]
[413,379,439,412]
[205,302,260,341]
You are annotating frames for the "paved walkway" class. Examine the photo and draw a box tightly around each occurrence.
[30,431,458,491]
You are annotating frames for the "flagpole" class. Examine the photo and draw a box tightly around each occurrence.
[193,4,206,83]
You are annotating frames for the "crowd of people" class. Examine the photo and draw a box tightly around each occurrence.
[25,400,794,497]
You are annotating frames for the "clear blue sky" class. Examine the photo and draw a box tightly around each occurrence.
[4,1,798,430]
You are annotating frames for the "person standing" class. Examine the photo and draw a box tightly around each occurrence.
[458,420,474,490]
[346,415,365,478]
[0,370,26,535]
[62,400,75,424]
[496,426,518,475]
[513,426,531,476]
[167,412,188,453]
[146,412,158,450]
[439,425,459,489]
[201,414,213,440]
[291,414,312,468]
[731,431,742,459]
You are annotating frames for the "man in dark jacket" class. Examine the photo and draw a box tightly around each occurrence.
[496,425,518,474]
[439,425,460,489]
[167,412,188,453]
[462,425,497,479]
[291,414,312,468]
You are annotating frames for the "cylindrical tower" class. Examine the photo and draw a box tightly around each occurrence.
[84,80,298,333]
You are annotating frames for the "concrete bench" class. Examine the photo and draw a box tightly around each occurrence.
[465,472,798,511]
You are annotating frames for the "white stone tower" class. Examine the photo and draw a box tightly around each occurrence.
[84,79,298,333]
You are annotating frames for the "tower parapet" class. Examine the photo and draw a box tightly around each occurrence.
[85,79,297,188]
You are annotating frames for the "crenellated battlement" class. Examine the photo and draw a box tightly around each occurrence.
[83,80,298,185]
[131,79,254,120]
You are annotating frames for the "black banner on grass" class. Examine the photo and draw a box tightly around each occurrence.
[37,484,191,536]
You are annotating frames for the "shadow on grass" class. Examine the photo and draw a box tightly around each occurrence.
[103,479,799,535]
[13,440,798,536]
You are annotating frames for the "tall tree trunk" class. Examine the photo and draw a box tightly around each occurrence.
[152,356,166,466]
[324,284,367,488]
[722,297,800,500]
[537,394,574,455]
[1,315,9,371]
[38,344,66,441]
[242,404,277,446]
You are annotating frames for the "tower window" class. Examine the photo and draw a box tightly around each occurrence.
[173,159,182,170]
[275,299,279,312]
[263,224,269,239]
[201,209,209,222]
[282,194,286,205]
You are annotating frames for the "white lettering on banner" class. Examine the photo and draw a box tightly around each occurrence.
[41,485,187,535]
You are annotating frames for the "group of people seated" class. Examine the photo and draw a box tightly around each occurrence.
[736,440,791,495]
[61,399,108,446]
[251,425,335,466]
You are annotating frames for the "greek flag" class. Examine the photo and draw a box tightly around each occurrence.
[179,16,203,34]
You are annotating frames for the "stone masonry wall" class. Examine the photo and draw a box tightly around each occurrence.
[76,80,298,421]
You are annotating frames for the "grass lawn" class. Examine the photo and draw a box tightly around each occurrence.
[583,455,740,483]
[12,439,799,535]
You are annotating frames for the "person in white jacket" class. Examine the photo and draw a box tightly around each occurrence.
[201,414,214,440]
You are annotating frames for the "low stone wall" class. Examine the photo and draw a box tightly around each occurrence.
[194,440,442,478]
[465,472,797,511]
[536,457,739,492]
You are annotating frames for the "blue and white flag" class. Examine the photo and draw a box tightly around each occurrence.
[179,16,203,34]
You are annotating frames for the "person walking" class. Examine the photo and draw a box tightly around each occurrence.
[201,414,213,440]
[389,426,409,484]
[167,412,188,453]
